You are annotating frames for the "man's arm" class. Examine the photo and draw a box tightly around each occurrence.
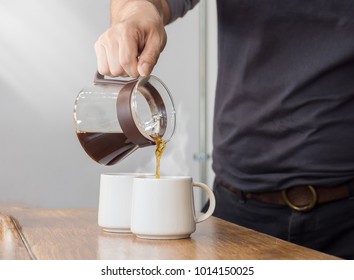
[95,0,171,78]
[110,0,172,25]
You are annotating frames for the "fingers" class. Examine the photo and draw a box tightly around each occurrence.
[95,27,140,78]
[95,31,128,77]
[95,24,166,78]
[118,28,139,78]
[94,40,111,76]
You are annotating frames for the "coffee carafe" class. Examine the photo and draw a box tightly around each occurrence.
[74,72,175,165]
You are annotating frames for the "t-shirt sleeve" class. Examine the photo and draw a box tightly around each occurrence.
[167,0,200,22]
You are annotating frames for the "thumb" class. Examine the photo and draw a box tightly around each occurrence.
[138,37,162,76]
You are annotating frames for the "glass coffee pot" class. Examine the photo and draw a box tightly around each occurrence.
[74,72,176,165]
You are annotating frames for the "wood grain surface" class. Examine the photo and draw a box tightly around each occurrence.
[0,206,339,260]
[0,211,31,259]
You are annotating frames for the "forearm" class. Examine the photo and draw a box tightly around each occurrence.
[110,0,171,25]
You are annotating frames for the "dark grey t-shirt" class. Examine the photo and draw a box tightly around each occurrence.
[169,0,354,191]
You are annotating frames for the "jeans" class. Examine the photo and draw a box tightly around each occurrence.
[211,180,354,259]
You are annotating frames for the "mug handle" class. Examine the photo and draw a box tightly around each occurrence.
[192,182,216,223]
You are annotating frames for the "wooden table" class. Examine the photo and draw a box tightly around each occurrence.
[0,205,339,260]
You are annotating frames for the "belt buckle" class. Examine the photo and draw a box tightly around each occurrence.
[281,185,318,212]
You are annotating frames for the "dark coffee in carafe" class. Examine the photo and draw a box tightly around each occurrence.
[76,132,136,166]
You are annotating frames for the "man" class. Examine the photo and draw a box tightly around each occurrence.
[95,0,354,259]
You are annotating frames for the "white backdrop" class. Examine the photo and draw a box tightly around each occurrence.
[0,1,200,208]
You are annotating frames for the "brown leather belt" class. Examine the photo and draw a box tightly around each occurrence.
[216,178,352,212]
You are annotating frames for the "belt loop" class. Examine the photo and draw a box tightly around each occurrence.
[239,191,246,204]
[348,180,354,199]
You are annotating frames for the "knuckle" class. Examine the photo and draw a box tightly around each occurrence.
[109,63,125,76]
[119,56,131,69]
[111,68,125,77]
[105,29,115,40]
[142,52,159,65]
[94,41,101,52]
[112,22,135,37]
[97,33,108,45]
[98,67,110,76]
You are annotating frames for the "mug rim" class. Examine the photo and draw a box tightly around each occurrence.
[101,172,154,177]
[134,175,192,180]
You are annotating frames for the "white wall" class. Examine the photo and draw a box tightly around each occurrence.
[205,1,218,188]
[0,1,200,208]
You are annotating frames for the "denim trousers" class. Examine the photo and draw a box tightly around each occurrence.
[211,180,354,259]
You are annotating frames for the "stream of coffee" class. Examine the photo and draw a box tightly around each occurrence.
[154,137,167,179]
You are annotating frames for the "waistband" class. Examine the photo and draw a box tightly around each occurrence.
[216,178,354,212]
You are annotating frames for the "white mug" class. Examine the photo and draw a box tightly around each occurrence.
[131,176,216,239]
[98,173,152,233]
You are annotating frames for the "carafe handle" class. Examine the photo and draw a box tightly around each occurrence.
[94,71,138,85]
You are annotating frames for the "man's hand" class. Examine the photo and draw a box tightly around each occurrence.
[95,0,170,78]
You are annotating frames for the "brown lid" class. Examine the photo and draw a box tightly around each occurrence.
[117,81,155,146]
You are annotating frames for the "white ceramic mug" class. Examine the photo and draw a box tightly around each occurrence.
[98,173,152,233]
[131,176,216,239]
